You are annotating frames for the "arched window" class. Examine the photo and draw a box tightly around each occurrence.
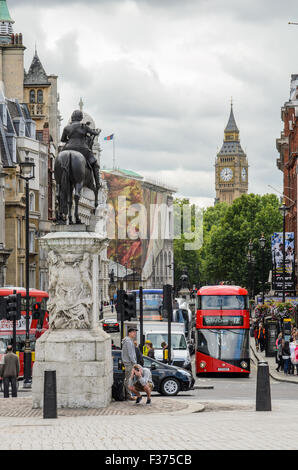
[29,192,35,212]
[30,90,35,104]
[37,90,43,104]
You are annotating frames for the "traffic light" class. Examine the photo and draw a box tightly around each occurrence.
[32,302,41,320]
[116,289,125,322]
[163,285,173,320]
[0,297,8,320]
[7,293,21,320]
[123,292,137,321]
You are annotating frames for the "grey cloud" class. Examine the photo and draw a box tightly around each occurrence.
[8,0,292,205]
[9,0,298,22]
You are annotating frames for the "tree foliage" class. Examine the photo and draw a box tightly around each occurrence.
[174,194,283,294]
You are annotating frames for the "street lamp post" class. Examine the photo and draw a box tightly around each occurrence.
[131,260,135,290]
[247,240,254,299]
[259,233,266,304]
[279,199,289,303]
[19,154,35,388]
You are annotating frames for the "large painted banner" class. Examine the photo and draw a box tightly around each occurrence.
[271,232,295,295]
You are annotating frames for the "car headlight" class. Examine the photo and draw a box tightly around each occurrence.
[240,361,248,369]
[177,369,191,376]
[183,359,191,367]
[199,361,206,369]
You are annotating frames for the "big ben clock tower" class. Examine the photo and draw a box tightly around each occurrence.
[215,103,248,204]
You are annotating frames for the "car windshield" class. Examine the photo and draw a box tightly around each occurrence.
[142,356,166,369]
[147,333,187,350]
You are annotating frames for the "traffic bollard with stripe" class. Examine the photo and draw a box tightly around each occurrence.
[256,361,272,411]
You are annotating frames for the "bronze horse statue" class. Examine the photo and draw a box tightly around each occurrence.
[54,149,99,225]
[55,109,101,225]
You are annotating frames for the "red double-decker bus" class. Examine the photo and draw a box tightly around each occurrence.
[196,285,250,376]
[0,288,49,377]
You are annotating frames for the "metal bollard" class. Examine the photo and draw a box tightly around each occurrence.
[43,370,57,419]
[256,361,271,411]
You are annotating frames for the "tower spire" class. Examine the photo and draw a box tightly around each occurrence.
[0,0,14,44]
[79,97,84,112]
[0,0,13,22]
[225,101,239,133]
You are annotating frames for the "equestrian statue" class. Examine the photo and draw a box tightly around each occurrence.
[55,109,101,225]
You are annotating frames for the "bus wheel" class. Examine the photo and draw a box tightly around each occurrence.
[160,378,180,396]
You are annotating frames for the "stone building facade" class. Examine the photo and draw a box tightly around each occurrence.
[0,0,59,290]
[276,74,298,289]
[215,104,249,204]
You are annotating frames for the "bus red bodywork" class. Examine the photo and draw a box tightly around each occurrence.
[0,288,49,377]
[196,285,250,376]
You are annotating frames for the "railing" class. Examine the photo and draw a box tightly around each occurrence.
[28,104,45,118]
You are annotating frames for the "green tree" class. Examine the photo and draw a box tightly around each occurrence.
[173,198,201,290]
[198,193,283,293]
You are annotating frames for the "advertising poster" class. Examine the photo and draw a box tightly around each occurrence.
[271,232,295,295]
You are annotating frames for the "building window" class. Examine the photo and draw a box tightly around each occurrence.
[19,264,24,287]
[29,265,36,288]
[29,192,35,212]
[17,219,22,249]
[30,90,36,104]
[29,231,35,253]
[37,90,43,104]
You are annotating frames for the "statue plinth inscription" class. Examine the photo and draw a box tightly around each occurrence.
[32,229,112,409]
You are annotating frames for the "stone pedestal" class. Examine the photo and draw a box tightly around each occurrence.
[178,288,191,301]
[32,229,112,409]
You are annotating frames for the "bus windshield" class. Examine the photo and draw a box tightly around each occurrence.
[136,292,163,319]
[197,329,249,361]
[147,333,187,350]
[200,295,247,310]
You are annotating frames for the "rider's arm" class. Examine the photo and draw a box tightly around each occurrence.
[84,124,100,136]
[61,127,69,143]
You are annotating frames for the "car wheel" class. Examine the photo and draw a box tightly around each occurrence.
[160,377,180,396]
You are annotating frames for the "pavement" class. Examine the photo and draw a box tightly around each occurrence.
[250,339,298,384]
[0,339,297,450]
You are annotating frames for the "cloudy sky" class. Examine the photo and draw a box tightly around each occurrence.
[8,0,298,206]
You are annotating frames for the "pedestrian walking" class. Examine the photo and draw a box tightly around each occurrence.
[143,340,150,356]
[258,323,266,353]
[128,364,154,405]
[290,332,298,375]
[146,341,155,359]
[161,341,169,363]
[254,324,259,351]
[1,345,19,398]
[121,328,138,401]
[134,340,144,366]
[275,333,283,372]
[282,340,291,375]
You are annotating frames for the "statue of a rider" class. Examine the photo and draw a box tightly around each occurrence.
[61,109,101,189]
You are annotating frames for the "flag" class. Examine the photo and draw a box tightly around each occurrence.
[104,134,114,141]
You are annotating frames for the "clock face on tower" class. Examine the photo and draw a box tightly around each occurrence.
[220,167,233,182]
[241,168,247,181]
